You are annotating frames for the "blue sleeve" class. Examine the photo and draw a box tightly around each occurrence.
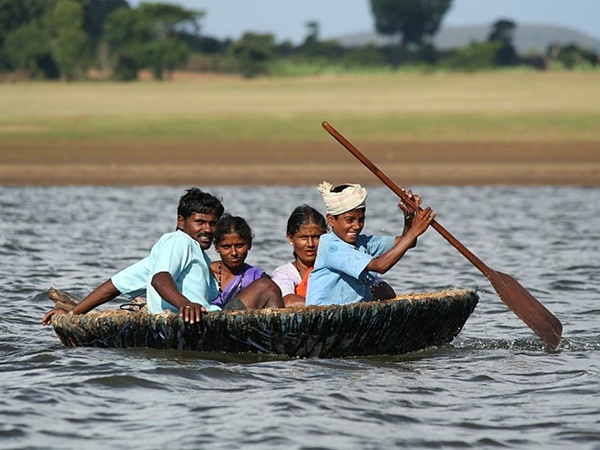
[362,235,395,256]
[149,234,191,281]
[111,257,149,299]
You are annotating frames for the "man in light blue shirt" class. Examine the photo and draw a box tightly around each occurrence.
[43,188,283,325]
[306,181,436,306]
[116,230,221,315]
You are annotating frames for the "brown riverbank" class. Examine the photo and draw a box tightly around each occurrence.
[1,139,598,186]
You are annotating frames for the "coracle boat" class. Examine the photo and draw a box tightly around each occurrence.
[46,288,478,358]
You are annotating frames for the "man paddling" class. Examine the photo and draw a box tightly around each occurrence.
[305,181,435,306]
[42,187,283,325]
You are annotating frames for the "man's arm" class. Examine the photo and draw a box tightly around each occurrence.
[366,207,436,274]
[151,272,205,324]
[42,279,121,325]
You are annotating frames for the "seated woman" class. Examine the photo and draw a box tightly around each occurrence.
[271,205,327,307]
[210,214,270,309]
[305,181,436,306]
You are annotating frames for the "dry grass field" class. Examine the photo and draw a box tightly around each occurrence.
[1,71,599,186]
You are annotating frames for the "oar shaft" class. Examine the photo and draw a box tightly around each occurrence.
[322,121,489,271]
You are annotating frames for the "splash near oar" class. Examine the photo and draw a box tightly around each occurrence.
[321,121,562,349]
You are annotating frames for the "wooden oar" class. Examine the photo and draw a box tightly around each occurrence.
[321,121,563,349]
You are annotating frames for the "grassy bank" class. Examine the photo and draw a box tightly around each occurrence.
[1,71,599,185]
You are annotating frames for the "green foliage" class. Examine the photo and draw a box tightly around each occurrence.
[546,43,599,69]
[0,0,200,80]
[369,0,452,47]
[340,45,388,67]
[81,0,129,49]
[55,27,90,80]
[50,0,89,80]
[141,39,188,80]
[488,19,519,66]
[102,3,200,80]
[268,60,399,77]
[0,0,597,81]
[137,2,202,38]
[295,39,345,60]
[3,23,57,78]
[230,32,276,78]
[185,52,237,74]
[440,41,502,71]
[0,0,55,44]
[0,0,57,73]
[102,7,143,80]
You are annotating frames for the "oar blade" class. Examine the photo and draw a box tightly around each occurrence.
[488,271,562,349]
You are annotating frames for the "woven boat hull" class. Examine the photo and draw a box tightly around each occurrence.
[50,289,478,358]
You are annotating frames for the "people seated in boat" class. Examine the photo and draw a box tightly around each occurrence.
[210,214,271,309]
[305,181,436,306]
[42,187,283,325]
[271,205,327,307]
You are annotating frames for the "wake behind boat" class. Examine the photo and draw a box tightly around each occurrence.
[46,288,478,358]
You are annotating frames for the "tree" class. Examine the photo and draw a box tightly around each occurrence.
[49,0,89,80]
[3,23,57,78]
[137,3,202,39]
[81,0,129,46]
[102,7,143,80]
[487,19,519,66]
[0,0,54,44]
[304,20,319,45]
[545,43,599,70]
[0,0,56,72]
[141,39,188,80]
[136,3,201,79]
[230,32,276,78]
[102,3,203,80]
[369,0,452,48]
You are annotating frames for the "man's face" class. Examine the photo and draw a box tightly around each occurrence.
[327,209,366,245]
[177,211,219,250]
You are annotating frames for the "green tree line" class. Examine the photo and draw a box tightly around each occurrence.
[0,0,597,81]
[0,0,200,80]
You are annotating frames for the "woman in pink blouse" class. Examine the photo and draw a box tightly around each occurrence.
[271,205,327,307]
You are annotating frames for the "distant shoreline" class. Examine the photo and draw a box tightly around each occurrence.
[2,167,596,186]
[2,72,598,187]
[3,140,598,187]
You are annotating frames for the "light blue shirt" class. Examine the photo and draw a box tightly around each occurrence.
[111,230,220,314]
[112,257,150,300]
[305,233,395,306]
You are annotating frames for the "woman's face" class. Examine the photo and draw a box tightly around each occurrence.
[289,222,324,266]
[215,232,250,271]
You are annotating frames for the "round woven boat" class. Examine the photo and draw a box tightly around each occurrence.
[50,289,478,358]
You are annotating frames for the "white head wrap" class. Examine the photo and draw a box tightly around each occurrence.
[318,181,367,216]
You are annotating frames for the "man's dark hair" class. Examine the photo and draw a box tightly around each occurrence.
[177,188,224,219]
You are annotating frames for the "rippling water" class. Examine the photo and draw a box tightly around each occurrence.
[1,185,598,449]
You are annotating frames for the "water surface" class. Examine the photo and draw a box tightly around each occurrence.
[1,185,598,449]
